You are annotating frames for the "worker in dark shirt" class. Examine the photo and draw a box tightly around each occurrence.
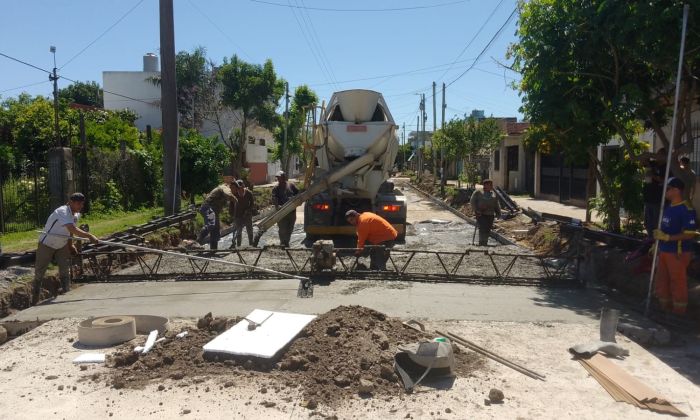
[271,171,299,247]
[469,179,501,246]
[197,177,236,250]
[229,180,255,248]
[653,177,697,315]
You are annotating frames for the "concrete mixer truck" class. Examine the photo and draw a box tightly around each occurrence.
[253,89,406,245]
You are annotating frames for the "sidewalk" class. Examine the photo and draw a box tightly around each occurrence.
[510,195,602,223]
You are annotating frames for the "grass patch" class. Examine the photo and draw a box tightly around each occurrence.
[0,207,164,253]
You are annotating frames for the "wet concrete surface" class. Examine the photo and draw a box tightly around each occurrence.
[6,183,590,323]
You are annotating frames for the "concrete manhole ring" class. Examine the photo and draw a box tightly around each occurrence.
[78,315,169,347]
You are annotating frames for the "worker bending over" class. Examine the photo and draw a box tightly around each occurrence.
[653,177,696,316]
[198,176,236,250]
[34,192,98,303]
[345,210,398,270]
[271,171,299,247]
[470,179,501,246]
[229,179,255,248]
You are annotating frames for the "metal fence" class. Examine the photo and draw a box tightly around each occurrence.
[0,160,50,234]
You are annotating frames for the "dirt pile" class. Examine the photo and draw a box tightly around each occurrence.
[276,305,484,406]
[106,306,485,408]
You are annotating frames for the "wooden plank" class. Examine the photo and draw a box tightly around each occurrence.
[586,354,686,416]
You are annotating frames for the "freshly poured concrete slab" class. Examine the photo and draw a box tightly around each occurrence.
[202,309,316,359]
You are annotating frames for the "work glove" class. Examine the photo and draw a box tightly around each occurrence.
[653,229,670,241]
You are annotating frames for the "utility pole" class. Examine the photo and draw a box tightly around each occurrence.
[441,82,446,195]
[47,45,75,209]
[282,81,289,174]
[402,123,406,170]
[432,82,437,183]
[415,115,420,174]
[49,46,60,147]
[160,0,180,215]
[421,93,426,177]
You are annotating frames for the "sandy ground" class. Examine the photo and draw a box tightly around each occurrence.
[0,317,698,420]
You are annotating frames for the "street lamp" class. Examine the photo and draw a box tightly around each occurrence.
[49,46,60,147]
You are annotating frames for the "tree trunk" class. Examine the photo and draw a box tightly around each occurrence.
[588,150,621,232]
[232,114,247,177]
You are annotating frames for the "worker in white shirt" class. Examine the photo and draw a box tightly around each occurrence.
[34,193,98,303]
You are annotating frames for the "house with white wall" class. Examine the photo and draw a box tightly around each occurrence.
[103,54,288,185]
[103,54,162,131]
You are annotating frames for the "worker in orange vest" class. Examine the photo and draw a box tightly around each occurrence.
[653,177,697,316]
[345,210,398,270]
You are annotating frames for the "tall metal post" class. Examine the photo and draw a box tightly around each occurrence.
[441,82,446,195]
[50,46,60,147]
[282,81,289,174]
[421,94,426,176]
[416,115,420,173]
[159,0,180,215]
[432,82,437,182]
[402,123,406,170]
[645,4,691,316]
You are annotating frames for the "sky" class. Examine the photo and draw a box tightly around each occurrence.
[0,0,523,133]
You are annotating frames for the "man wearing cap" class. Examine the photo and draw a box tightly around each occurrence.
[197,177,236,250]
[271,171,299,247]
[653,177,697,316]
[229,179,256,248]
[345,210,398,270]
[469,179,501,246]
[34,193,98,303]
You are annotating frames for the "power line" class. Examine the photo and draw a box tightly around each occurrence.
[186,0,254,60]
[436,0,505,83]
[0,80,50,94]
[250,0,468,12]
[1,51,161,107]
[297,0,339,86]
[287,0,338,89]
[446,7,518,88]
[308,56,479,87]
[0,51,51,74]
[60,0,145,70]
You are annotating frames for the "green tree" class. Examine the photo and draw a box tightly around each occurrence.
[83,109,141,150]
[2,95,58,164]
[219,55,285,173]
[178,129,229,202]
[59,81,103,107]
[510,0,700,230]
[272,85,318,172]
[148,47,209,129]
[433,116,503,187]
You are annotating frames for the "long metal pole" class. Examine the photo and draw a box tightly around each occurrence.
[441,82,446,194]
[50,49,60,148]
[645,4,690,316]
[40,231,308,281]
[432,82,437,183]
[416,115,420,174]
[421,94,426,177]
[402,123,406,170]
[160,0,180,216]
[282,81,289,174]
